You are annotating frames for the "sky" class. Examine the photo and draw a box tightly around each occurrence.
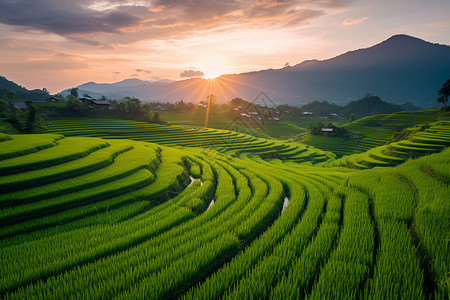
[0,0,449,94]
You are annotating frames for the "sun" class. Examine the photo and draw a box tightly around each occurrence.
[198,59,231,79]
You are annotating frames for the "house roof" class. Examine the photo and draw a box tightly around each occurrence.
[321,128,334,132]
[80,98,111,105]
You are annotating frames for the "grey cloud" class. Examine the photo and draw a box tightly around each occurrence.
[70,37,115,49]
[0,0,354,44]
[135,68,151,74]
[180,70,205,78]
[0,0,141,35]
[54,52,72,57]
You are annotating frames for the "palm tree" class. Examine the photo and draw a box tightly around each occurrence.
[437,79,450,106]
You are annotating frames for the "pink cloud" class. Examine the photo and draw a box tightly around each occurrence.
[343,17,368,25]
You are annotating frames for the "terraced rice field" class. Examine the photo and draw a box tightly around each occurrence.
[301,109,447,157]
[47,118,335,164]
[1,125,449,299]
[329,121,450,169]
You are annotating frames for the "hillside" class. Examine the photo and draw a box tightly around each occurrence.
[46,118,335,163]
[58,78,175,100]
[299,109,450,157]
[61,34,450,108]
[0,118,448,298]
[0,76,50,101]
[300,94,421,118]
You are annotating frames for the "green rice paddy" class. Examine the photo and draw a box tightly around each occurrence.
[0,110,449,299]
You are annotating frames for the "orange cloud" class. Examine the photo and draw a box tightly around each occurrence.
[343,17,368,25]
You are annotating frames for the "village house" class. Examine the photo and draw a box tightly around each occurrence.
[321,127,334,136]
[47,96,62,103]
[79,97,111,109]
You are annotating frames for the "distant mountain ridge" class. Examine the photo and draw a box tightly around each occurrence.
[58,78,175,100]
[214,34,449,108]
[300,94,422,118]
[61,34,449,108]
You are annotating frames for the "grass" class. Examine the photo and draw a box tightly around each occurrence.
[328,121,450,169]
[0,108,449,299]
[299,109,450,157]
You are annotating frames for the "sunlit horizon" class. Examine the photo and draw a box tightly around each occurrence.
[0,0,449,93]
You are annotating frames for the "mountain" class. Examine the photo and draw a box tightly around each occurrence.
[58,78,175,100]
[62,34,450,107]
[300,94,422,118]
[0,76,50,101]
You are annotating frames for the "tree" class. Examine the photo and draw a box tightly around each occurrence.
[70,87,79,99]
[206,94,217,106]
[174,100,187,112]
[114,101,127,118]
[63,95,90,116]
[350,113,356,122]
[24,100,37,133]
[125,97,143,120]
[3,100,47,133]
[309,121,324,135]
[437,79,450,106]
[152,112,161,124]
[230,97,245,106]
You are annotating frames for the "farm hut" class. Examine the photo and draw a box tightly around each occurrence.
[321,127,334,136]
[47,96,62,103]
[79,97,111,109]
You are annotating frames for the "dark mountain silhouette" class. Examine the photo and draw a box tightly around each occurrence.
[60,34,449,107]
[0,76,50,101]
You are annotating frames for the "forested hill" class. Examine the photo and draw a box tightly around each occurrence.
[300,94,421,118]
[0,76,50,101]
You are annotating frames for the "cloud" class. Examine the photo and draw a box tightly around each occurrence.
[0,0,142,36]
[425,20,450,29]
[180,70,205,78]
[135,68,151,74]
[0,0,354,46]
[113,71,121,74]
[343,17,368,25]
